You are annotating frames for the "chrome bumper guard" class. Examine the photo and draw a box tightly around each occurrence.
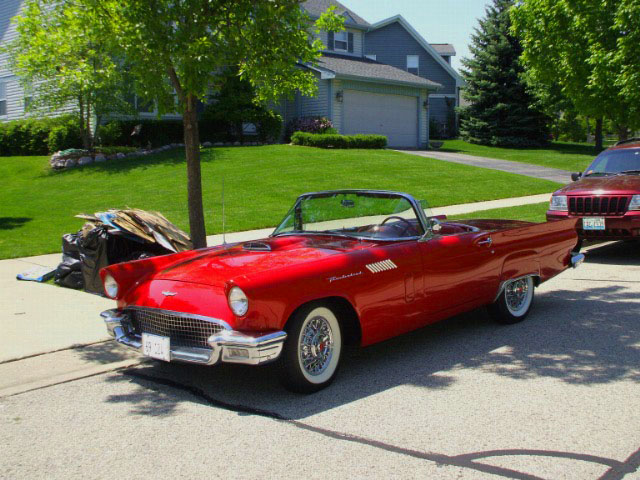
[571,253,585,268]
[100,309,286,366]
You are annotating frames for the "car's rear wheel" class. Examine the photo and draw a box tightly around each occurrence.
[278,303,342,394]
[488,276,535,324]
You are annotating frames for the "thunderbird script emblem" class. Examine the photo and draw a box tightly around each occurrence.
[162,291,177,296]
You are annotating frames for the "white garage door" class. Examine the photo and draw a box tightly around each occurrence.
[343,90,418,148]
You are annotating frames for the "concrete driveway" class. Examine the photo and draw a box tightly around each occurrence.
[1,241,639,479]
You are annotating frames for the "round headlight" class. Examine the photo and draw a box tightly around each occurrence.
[104,274,119,299]
[228,287,248,316]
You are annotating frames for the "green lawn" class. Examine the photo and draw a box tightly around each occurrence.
[0,145,560,259]
[450,202,549,223]
[440,139,599,172]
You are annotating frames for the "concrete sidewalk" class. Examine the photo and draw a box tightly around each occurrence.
[0,192,552,366]
[398,149,572,184]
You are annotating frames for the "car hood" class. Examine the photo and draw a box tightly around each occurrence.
[555,175,640,195]
[153,235,370,287]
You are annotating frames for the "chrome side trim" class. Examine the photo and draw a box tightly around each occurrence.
[493,274,539,302]
[571,253,585,268]
[100,309,286,366]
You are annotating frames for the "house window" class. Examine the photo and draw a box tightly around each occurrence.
[0,82,6,116]
[334,31,348,51]
[407,55,419,75]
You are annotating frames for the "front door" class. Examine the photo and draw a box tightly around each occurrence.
[418,231,499,318]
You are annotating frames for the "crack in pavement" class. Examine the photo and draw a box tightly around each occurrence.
[123,369,639,480]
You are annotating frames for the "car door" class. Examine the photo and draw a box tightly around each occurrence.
[418,230,500,318]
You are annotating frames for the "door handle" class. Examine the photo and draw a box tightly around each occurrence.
[477,237,492,247]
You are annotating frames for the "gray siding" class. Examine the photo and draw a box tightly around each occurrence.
[299,78,330,117]
[365,22,456,94]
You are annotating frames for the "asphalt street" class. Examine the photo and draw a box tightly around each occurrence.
[1,241,639,479]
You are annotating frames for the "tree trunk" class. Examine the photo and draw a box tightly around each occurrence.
[595,117,603,152]
[78,96,90,150]
[616,125,629,142]
[183,93,207,249]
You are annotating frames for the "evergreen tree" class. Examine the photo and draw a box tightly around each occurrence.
[459,0,549,147]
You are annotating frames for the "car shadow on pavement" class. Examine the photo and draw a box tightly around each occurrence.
[584,240,640,266]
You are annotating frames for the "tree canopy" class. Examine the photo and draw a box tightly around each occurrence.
[459,0,549,147]
[88,0,342,247]
[511,0,640,138]
[4,0,131,148]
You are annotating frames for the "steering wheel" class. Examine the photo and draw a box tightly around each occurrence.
[380,216,418,237]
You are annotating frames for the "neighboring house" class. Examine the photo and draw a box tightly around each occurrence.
[0,0,463,148]
[277,0,464,148]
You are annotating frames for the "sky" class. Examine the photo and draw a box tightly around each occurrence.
[338,0,492,73]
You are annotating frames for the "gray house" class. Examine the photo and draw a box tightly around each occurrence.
[278,0,465,148]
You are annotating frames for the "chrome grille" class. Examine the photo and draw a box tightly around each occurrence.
[569,196,630,216]
[127,308,225,349]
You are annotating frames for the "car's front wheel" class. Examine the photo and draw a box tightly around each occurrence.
[488,276,535,324]
[278,303,342,394]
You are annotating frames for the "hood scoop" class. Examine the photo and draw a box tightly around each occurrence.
[242,241,272,252]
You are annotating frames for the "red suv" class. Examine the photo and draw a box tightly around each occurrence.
[547,139,640,240]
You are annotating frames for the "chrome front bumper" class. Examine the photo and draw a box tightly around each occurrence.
[100,309,286,366]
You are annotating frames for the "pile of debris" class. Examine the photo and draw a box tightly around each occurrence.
[55,209,192,294]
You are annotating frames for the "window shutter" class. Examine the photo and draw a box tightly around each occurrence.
[327,32,334,51]
[348,32,354,53]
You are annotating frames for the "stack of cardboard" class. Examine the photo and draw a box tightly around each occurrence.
[82,209,192,253]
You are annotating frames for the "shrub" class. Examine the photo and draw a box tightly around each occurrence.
[291,131,387,149]
[286,117,334,141]
[47,119,83,153]
[252,110,283,143]
[0,115,82,156]
[98,121,123,147]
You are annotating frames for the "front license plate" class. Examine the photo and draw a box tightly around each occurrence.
[142,333,171,362]
[583,217,605,230]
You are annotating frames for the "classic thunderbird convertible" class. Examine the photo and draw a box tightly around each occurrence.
[100,190,583,392]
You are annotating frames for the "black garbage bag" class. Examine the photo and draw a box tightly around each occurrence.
[55,232,84,289]
[78,226,110,294]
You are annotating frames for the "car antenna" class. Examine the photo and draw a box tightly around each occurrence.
[222,176,227,247]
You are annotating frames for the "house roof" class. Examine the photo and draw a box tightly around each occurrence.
[369,15,465,88]
[309,53,441,90]
[430,44,456,56]
[303,0,370,27]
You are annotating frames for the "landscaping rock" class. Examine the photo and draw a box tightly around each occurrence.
[78,156,94,166]
[233,141,241,146]
[94,154,107,163]
[65,158,77,168]
[214,142,224,146]
[202,141,212,148]
[116,153,126,159]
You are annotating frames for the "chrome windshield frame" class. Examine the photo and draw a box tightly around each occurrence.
[270,189,432,241]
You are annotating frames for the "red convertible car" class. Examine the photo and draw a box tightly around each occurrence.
[101,190,582,393]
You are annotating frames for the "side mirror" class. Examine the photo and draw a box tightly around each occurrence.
[571,172,582,182]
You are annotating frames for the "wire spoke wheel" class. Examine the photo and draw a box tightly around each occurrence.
[488,276,535,324]
[300,315,334,376]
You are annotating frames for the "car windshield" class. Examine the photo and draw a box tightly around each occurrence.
[585,148,640,176]
[272,191,427,240]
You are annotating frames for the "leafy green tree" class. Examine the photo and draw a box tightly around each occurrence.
[88,0,342,248]
[511,0,640,149]
[4,0,132,149]
[459,0,549,147]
